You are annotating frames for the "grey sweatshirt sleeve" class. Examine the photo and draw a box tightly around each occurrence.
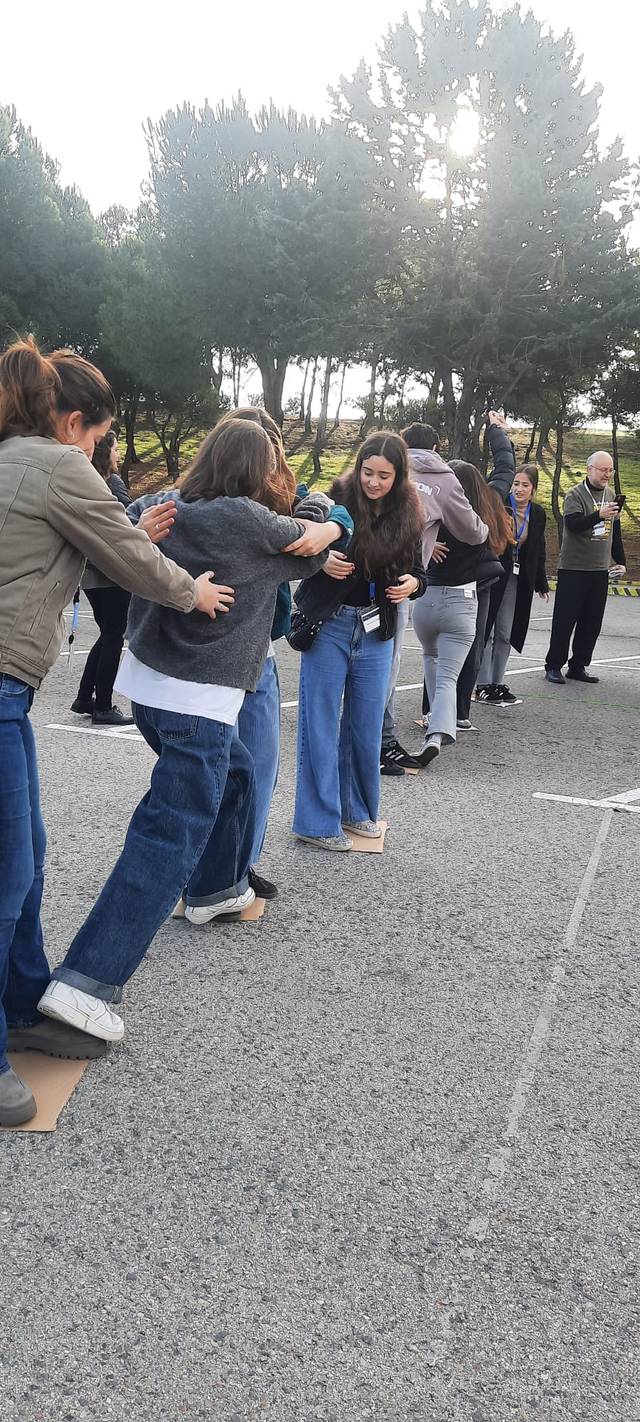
[440,478,488,545]
[245,501,330,580]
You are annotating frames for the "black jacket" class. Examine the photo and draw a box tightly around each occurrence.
[510,502,549,652]
[294,539,427,642]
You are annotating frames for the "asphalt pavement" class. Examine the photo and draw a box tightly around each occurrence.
[2,590,639,1422]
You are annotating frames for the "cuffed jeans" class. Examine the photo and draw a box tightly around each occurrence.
[381,600,409,749]
[52,704,255,1003]
[236,655,280,866]
[478,572,518,686]
[413,587,477,743]
[0,675,50,1071]
[293,607,393,838]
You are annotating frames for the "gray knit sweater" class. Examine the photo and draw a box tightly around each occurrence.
[126,491,330,691]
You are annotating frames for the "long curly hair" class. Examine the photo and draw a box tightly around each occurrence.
[330,432,425,580]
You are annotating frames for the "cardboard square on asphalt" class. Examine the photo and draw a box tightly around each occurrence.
[349,820,387,853]
[2,1052,90,1132]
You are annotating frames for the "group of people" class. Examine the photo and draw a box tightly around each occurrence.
[0,339,626,1124]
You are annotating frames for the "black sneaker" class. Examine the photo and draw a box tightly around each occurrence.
[248,868,278,900]
[475,685,501,704]
[380,740,421,774]
[497,684,518,704]
[92,706,135,726]
[71,697,95,715]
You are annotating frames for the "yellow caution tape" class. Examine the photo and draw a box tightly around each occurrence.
[548,580,640,597]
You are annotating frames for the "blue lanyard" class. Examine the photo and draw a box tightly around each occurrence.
[369,580,376,604]
[509,496,530,560]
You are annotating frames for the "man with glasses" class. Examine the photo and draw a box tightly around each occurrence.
[545,452,625,685]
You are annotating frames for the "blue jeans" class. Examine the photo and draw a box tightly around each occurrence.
[293,606,393,838]
[0,675,50,1071]
[382,599,409,747]
[52,705,256,1003]
[236,656,280,866]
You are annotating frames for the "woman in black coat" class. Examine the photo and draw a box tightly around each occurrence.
[477,463,549,702]
[509,465,550,651]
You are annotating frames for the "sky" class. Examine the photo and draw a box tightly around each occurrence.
[4,0,640,214]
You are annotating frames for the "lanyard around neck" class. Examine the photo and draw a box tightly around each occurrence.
[509,494,531,553]
[584,479,605,513]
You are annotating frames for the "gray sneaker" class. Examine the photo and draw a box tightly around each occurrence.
[0,1066,37,1126]
[296,833,353,852]
[342,820,382,839]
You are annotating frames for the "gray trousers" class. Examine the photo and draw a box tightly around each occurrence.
[478,571,518,686]
[381,599,410,747]
[413,586,477,742]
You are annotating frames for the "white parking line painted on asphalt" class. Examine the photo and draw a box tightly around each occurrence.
[604,786,640,804]
[46,722,144,741]
[466,807,614,1245]
[533,791,640,815]
[280,652,640,709]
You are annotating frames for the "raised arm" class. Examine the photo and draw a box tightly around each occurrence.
[486,412,515,499]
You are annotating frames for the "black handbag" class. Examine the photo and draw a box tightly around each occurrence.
[286,610,323,652]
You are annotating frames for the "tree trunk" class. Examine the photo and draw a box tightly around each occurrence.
[312,356,333,469]
[256,349,288,426]
[611,406,621,498]
[536,419,552,464]
[299,358,311,423]
[359,358,377,439]
[332,360,347,430]
[524,420,537,464]
[451,375,477,459]
[305,357,318,435]
[395,375,407,427]
[551,402,566,546]
[121,392,141,484]
[427,370,441,409]
[377,363,394,428]
[439,366,456,453]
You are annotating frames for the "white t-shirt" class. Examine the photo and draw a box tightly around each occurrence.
[115,651,245,725]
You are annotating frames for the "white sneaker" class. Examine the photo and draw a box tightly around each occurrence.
[185,887,255,925]
[171,898,186,918]
[38,981,125,1043]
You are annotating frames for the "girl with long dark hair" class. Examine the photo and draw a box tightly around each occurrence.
[212,408,353,897]
[292,433,426,850]
[476,463,549,700]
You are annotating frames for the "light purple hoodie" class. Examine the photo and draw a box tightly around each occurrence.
[408,448,488,567]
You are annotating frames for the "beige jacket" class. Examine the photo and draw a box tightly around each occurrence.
[0,435,197,689]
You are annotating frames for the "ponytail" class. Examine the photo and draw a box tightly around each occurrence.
[0,339,60,440]
[0,337,116,443]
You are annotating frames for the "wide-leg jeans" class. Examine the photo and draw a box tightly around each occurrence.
[293,607,393,838]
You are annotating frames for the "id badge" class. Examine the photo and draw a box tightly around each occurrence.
[513,562,520,577]
[592,521,606,539]
[360,605,381,634]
